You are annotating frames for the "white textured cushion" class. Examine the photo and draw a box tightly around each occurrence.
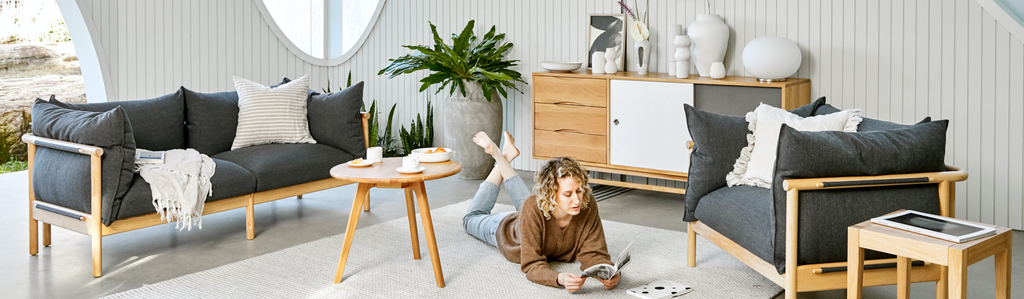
[726,103,862,188]
[231,74,316,150]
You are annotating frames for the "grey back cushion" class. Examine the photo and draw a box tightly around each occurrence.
[31,99,136,225]
[277,77,366,157]
[308,81,366,158]
[682,96,825,222]
[768,120,948,273]
[52,88,186,151]
[183,88,239,155]
[813,103,931,131]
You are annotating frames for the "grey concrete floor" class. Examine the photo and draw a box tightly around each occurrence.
[0,170,1021,298]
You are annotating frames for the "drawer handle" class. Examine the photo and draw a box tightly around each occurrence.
[614,119,619,125]
[554,101,584,107]
[555,129,584,134]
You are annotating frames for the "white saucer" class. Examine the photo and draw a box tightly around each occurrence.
[396,166,425,174]
[346,160,373,167]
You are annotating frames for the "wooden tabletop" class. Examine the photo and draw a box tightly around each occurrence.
[852,214,1012,251]
[329,157,462,184]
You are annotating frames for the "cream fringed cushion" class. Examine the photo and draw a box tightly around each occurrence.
[726,103,862,188]
[231,74,316,150]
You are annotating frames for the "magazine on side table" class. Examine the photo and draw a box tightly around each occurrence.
[870,210,997,243]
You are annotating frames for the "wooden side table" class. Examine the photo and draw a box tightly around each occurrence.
[847,213,1013,299]
[329,158,461,288]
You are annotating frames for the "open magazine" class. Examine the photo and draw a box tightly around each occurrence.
[580,242,632,280]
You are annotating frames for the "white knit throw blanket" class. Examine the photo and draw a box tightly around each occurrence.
[136,149,216,231]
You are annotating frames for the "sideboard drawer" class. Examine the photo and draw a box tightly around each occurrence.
[534,76,607,107]
[534,103,607,136]
[534,130,607,164]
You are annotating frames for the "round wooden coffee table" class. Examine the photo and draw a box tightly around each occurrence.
[329,157,461,288]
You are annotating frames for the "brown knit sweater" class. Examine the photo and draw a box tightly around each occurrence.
[495,195,612,287]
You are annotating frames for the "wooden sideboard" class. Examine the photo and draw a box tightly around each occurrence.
[532,71,811,194]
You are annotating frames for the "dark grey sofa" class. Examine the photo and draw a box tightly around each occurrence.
[683,98,967,298]
[25,80,368,277]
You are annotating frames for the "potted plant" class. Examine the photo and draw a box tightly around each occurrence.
[379,20,526,179]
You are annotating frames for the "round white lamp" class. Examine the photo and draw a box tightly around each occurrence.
[742,37,801,82]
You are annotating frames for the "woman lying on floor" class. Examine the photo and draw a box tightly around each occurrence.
[462,131,619,293]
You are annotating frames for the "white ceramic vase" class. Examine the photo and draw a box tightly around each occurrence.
[674,35,691,79]
[688,14,730,77]
[667,24,682,76]
[710,62,726,79]
[592,51,606,74]
[635,40,651,75]
[604,47,618,74]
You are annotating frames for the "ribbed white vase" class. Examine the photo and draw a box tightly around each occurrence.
[688,14,730,77]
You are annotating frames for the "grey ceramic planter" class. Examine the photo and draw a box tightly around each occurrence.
[444,81,502,179]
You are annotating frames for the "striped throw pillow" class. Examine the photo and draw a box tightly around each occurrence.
[230,74,316,150]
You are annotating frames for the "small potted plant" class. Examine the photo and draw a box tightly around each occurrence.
[379,20,526,179]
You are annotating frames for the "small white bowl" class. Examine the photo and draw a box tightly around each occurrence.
[411,147,454,163]
[540,61,583,72]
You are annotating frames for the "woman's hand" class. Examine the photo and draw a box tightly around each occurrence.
[557,272,586,293]
[596,273,620,290]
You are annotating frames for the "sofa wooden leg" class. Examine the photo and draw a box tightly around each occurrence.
[687,222,696,267]
[297,194,303,199]
[92,231,102,277]
[42,223,51,247]
[246,194,255,240]
[29,217,38,255]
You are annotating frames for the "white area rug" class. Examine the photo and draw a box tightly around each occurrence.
[104,200,782,298]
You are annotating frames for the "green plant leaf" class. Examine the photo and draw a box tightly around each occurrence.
[346,71,352,88]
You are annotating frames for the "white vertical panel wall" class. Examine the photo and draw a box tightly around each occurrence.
[72,0,1024,229]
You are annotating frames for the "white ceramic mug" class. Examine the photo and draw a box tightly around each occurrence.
[402,155,419,169]
[366,147,383,162]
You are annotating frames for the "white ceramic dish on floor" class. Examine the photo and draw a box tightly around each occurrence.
[540,61,582,72]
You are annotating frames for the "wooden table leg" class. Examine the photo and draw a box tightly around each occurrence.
[897,256,911,299]
[405,187,420,260]
[413,182,445,288]
[995,234,1011,299]
[937,265,949,299]
[948,249,968,299]
[363,192,371,212]
[334,183,372,284]
[847,227,864,299]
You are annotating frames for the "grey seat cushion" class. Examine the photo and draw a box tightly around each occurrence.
[182,88,239,155]
[52,88,186,151]
[767,120,949,273]
[212,144,354,192]
[114,158,257,221]
[682,96,825,222]
[693,186,775,265]
[31,98,136,226]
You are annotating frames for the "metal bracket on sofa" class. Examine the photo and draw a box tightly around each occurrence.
[820,177,930,188]
[35,202,87,221]
[812,260,925,274]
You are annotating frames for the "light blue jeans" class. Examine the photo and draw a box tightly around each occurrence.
[463,175,531,247]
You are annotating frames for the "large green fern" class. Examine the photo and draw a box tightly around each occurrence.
[378,20,527,102]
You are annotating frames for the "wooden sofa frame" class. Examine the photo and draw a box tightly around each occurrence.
[25,113,370,277]
[686,163,968,299]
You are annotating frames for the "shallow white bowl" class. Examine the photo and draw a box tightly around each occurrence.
[411,147,454,163]
[540,61,583,72]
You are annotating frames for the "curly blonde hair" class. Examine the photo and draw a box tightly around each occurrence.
[533,157,594,220]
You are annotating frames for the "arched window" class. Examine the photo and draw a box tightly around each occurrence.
[261,0,381,62]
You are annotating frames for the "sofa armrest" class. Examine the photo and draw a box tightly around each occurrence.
[783,166,967,191]
[361,112,369,149]
[23,134,104,157]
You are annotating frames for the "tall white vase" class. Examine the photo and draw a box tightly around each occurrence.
[592,51,606,74]
[604,47,618,74]
[634,40,651,75]
[667,24,682,76]
[688,14,729,77]
[674,35,691,79]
